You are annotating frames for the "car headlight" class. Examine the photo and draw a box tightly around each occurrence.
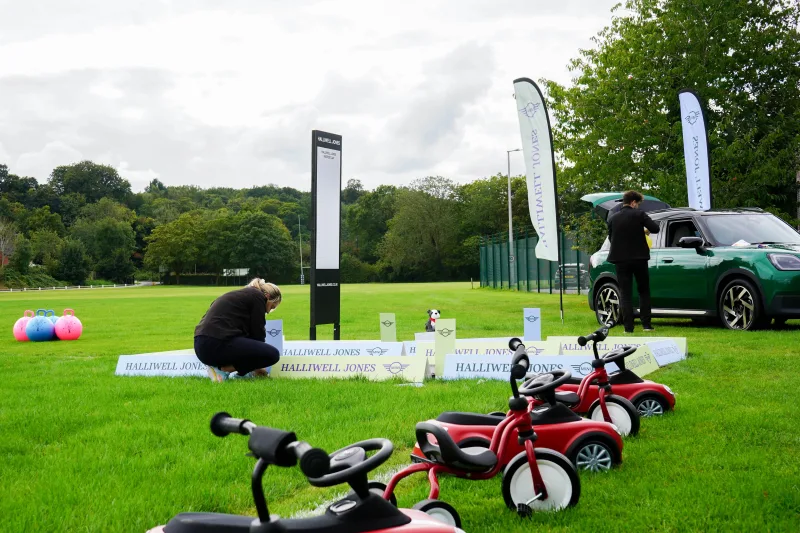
[768,253,800,271]
[664,385,675,397]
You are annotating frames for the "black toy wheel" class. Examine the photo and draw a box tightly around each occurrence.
[502,449,580,513]
[588,395,640,437]
[411,499,461,527]
[719,278,763,331]
[567,438,619,472]
[594,282,620,326]
[633,394,670,417]
[367,481,397,507]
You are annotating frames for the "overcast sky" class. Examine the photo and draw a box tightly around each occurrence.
[0,0,622,192]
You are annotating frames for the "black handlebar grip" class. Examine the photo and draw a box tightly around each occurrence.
[293,441,330,478]
[210,412,250,437]
[509,337,524,351]
[577,335,591,346]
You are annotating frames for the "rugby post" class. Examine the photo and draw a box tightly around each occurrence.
[310,130,342,340]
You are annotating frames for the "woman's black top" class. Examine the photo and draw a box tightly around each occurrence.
[194,287,267,342]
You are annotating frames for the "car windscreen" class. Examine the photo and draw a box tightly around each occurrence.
[703,214,800,246]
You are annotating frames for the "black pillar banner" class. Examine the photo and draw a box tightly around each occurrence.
[310,130,342,339]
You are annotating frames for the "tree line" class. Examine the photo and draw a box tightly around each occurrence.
[0,161,538,286]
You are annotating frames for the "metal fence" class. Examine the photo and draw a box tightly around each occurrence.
[479,227,593,294]
[0,283,147,293]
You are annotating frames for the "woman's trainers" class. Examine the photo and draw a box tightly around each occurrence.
[207,366,230,382]
[229,371,254,380]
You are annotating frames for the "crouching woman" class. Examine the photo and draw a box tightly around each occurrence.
[194,278,282,381]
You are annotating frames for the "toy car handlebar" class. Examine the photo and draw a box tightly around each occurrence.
[209,412,330,479]
[578,325,611,346]
[211,412,256,437]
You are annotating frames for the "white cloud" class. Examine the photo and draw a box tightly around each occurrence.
[0,0,623,191]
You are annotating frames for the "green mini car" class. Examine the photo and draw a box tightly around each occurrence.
[586,201,800,330]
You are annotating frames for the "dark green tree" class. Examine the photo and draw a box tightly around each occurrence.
[53,239,92,285]
[49,161,132,204]
[9,235,32,274]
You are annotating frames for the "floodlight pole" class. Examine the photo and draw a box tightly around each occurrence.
[507,149,521,288]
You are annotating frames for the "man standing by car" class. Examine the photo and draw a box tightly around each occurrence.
[607,190,661,333]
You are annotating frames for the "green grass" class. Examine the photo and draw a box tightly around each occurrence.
[1,283,799,532]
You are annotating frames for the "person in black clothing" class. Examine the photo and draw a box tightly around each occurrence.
[606,190,660,333]
[194,278,282,381]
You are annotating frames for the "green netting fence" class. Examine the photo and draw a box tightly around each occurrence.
[479,227,593,294]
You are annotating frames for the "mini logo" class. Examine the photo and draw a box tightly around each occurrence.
[266,329,281,337]
[438,328,454,337]
[366,347,389,356]
[528,346,544,355]
[525,315,539,323]
[685,110,700,125]
[519,102,540,118]
[571,362,593,376]
[381,320,394,327]
[383,362,410,375]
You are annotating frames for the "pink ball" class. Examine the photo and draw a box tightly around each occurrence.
[55,309,83,341]
[13,310,35,341]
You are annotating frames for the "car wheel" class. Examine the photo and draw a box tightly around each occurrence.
[594,282,621,326]
[718,278,763,331]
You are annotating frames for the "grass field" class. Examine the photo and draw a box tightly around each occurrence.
[1,283,799,533]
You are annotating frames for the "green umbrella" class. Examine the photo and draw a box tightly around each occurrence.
[580,192,671,221]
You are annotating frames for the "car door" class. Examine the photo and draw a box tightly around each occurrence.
[648,218,710,311]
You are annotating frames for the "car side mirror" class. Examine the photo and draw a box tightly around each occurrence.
[679,236,706,253]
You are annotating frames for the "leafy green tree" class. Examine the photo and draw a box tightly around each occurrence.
[77,197,135,224]
[53,239,91,285]
[344,185,398,263]
[49,161,132,204]
[0,217,17,266]
[16,206,66,237]
[9,235,32,274]
[230,211,295,282]
[545,0,800,234]
[97,248,136,283]
[379,178,464,280]
[71,217,135,264]
[201,214,237,283]
[144,212,203,283]
[58,193,87,227]
[30,230,63,265]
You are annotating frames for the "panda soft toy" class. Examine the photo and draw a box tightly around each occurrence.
[425,309,441,332]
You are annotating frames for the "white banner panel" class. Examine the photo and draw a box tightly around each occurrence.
[679,89,711,211]
[551,336,687,357]
[315,146,341,269]
[646,339,686,366]
[116,354,207,377]
[282,340,404,357]
[272,354,426,383]
[513,78,559,262]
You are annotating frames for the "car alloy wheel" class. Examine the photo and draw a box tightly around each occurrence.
[596,284,620,326]
[722,284,756,330]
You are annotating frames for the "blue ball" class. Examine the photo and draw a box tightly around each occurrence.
[26,315,55,342]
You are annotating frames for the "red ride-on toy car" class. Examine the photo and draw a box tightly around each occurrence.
[406,339,624,473]
[379,347,582,517]
[520,329,643,437]
[148,412,466,533]
[557,327,676,418]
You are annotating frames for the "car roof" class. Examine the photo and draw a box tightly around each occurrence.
[647,207,766,221]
